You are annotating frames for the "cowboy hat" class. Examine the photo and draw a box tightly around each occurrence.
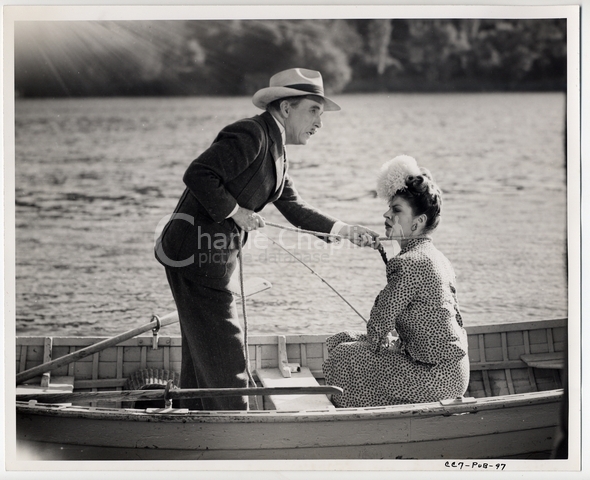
[252,68,341,111]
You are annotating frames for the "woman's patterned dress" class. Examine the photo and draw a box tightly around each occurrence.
[323,238,469,408]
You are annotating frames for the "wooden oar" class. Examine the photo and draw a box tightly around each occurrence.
[16,385,342,404]
[16,277,272,385]
[16,311,180,385]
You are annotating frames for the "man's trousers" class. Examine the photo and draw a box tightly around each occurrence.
[165,268,249,410]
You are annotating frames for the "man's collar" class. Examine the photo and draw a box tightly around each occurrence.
[269,112,286,145]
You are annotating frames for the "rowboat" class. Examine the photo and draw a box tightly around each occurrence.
[14,312,566,461]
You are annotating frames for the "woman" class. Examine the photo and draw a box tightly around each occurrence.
[323,155,469,408]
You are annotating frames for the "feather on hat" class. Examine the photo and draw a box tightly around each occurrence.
[376,155,421,200]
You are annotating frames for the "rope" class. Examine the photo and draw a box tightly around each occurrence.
[237,231,261,410]
[258,232,368,323]
[264,221,429,266]
[264,221,343,240]
[377,245,388,265]
[265,220,419,243]
[266,221,396,264]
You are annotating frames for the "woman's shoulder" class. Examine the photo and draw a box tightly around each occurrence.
[393,243,451,275]
[385,254,404,273]
[385,253,416,282]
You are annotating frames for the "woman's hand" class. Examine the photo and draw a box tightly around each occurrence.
[338,224,381,249]
[382,332,400,352]
[232,206,266,232]
[368,323,399,354]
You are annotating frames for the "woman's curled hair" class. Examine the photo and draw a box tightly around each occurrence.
[398,168,442,233]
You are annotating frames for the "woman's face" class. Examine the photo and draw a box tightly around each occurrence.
[383,195,415,238]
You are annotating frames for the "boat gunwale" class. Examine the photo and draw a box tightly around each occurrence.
[16,388,564,423]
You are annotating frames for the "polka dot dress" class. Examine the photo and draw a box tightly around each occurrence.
[323,238,469,408]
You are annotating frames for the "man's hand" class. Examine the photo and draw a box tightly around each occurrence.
[338,224,380,248]
[231,206,266,232]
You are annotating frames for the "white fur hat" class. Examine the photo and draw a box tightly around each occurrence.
[376,155,422,200]
[252,68,341,111]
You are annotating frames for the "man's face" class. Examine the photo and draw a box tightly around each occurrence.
[283,98,324,145]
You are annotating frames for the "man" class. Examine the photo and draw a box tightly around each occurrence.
[155,68,378,410]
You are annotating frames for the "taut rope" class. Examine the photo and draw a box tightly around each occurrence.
[265,220,419,244]
[237,231,261,410]
[377,245,388,265]
[258,231,368,323]
[236,220,392,391]
[265,221,391,264]
[264,221,343,240]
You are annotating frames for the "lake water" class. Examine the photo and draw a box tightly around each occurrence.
[14,93,568,337]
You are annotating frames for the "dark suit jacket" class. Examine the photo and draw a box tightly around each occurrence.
[155,111,338,288]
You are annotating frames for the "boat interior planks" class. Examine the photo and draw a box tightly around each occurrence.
[16,319,566,407]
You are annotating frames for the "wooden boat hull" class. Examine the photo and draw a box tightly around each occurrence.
[17,389,562,460]
[15,318,567,460]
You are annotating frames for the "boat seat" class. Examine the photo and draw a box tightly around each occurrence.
[256,367,335,411]
[16,375,75,396]
[520,352,565,370]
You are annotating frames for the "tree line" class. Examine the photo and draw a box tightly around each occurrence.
[15,18,567,98]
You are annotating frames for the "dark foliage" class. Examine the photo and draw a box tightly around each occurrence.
[14,18,567,98]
